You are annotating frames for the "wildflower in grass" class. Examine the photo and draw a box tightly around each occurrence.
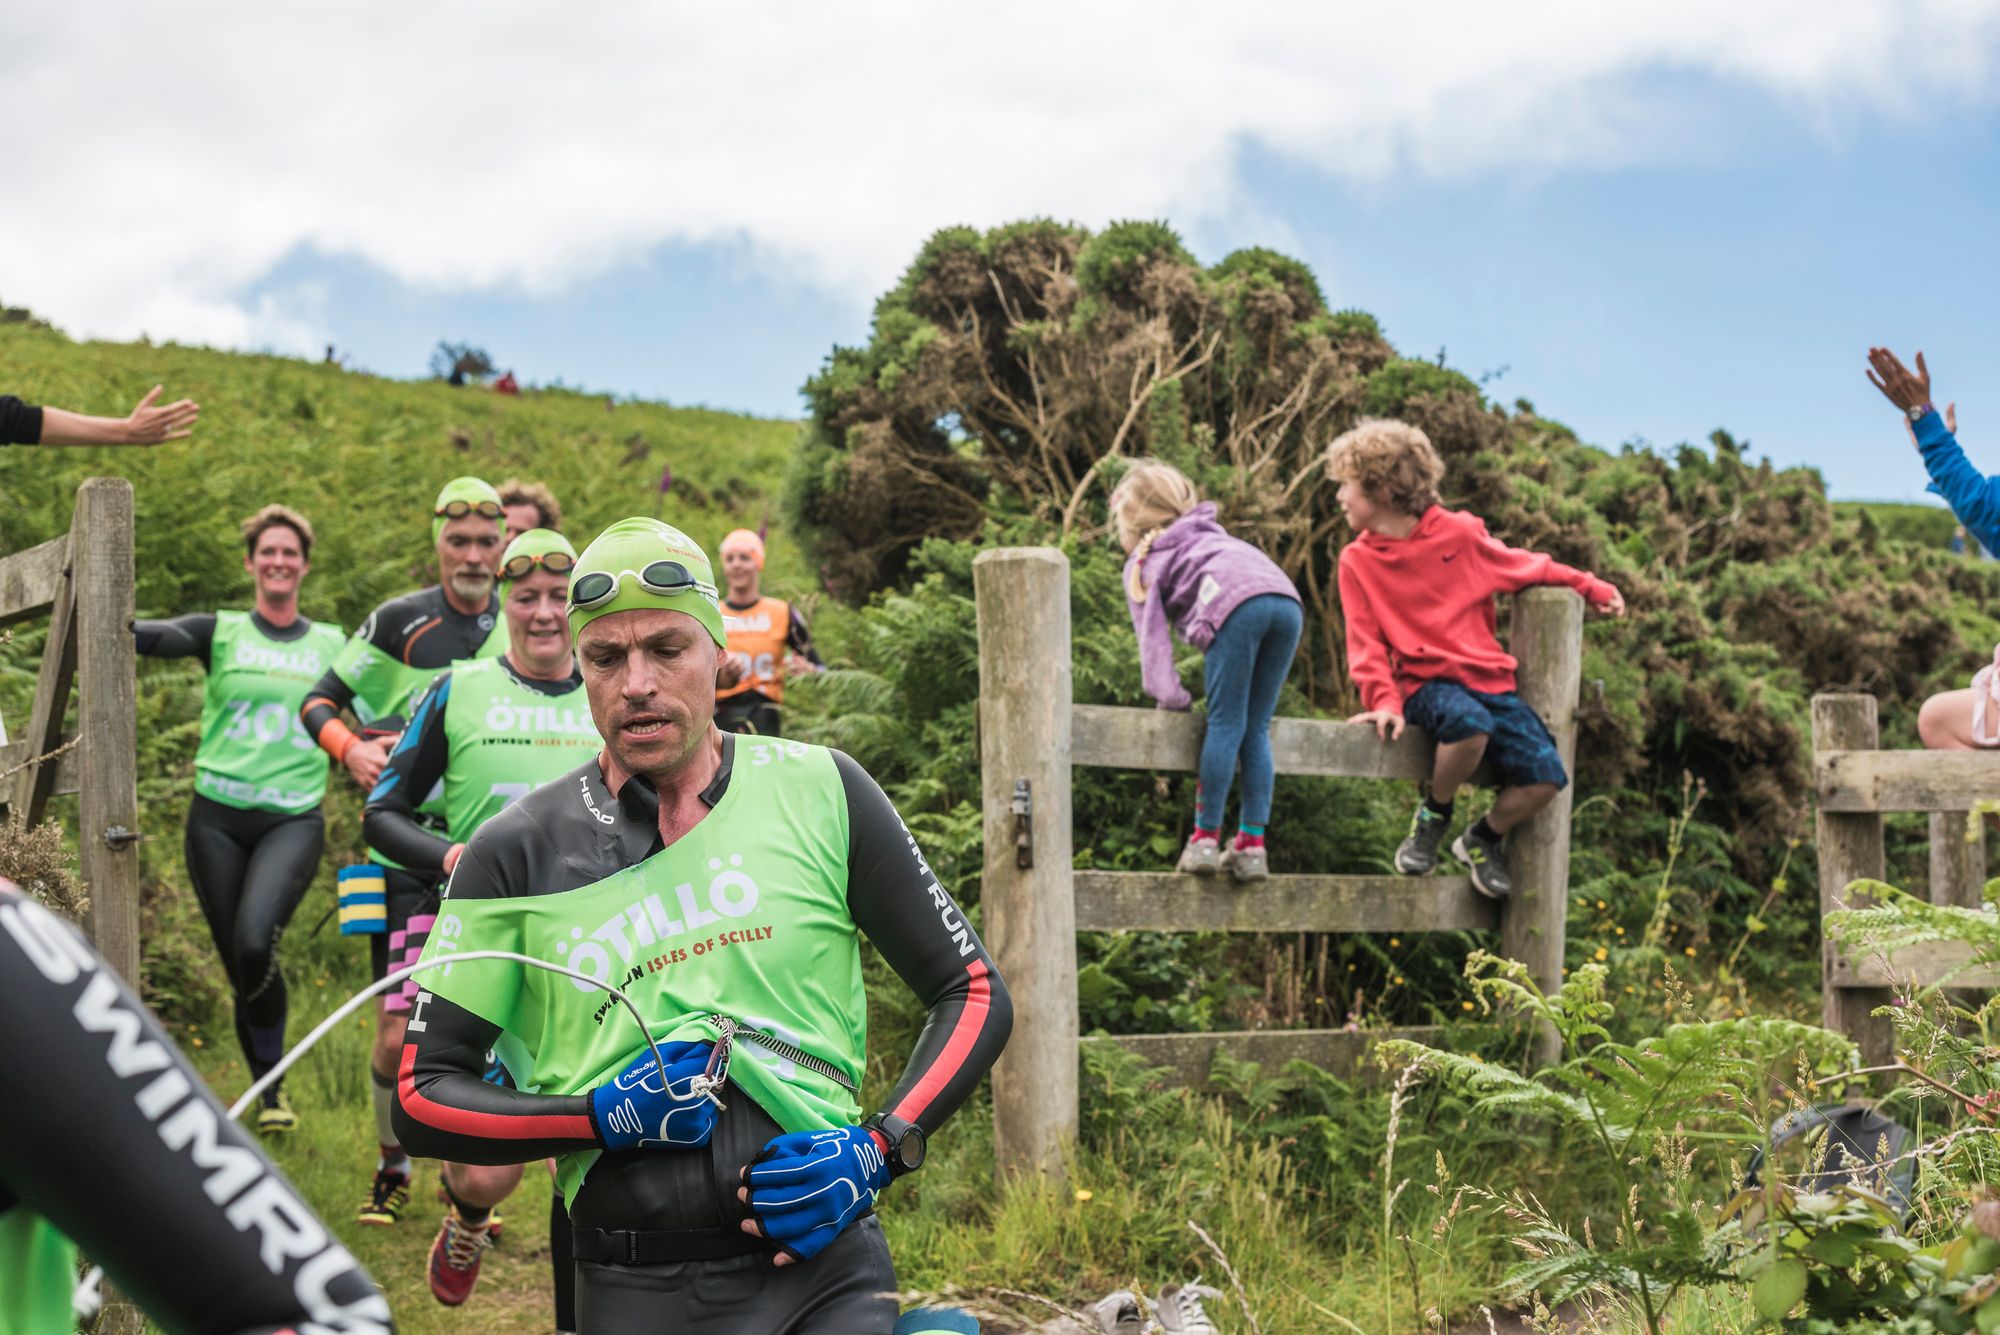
[1074,1188,1094,1203]
[1389,938,1401,947]
[1461,1000,1475,1012]
[1594,947,1608,961]
[1684,946,1697,957]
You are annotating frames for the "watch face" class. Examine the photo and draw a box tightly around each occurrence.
[1910,404,1928,422]
[897,1128,926,1171]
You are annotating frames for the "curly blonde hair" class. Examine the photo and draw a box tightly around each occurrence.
[1109,460,1201,601]
[1324,419,1445,518]
[240,504,315,560]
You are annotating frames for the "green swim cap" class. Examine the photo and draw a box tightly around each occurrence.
[499,528,578,589]
[432,476,503,543]
[567,518,726,647]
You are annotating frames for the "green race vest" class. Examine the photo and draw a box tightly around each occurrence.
[420,738,860,1207]
[0,1207,76,1335]
[441,658,602,840]
[331,610,507,725]
[195,611,347,814]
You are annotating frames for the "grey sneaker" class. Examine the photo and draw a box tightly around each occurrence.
[1453,824,1513,899]
[1219,841,1267,882]
[1155,1282,1223,1334]
[1091,1290,1143,1335]
[1394,802,1452,875]
[1176,835,1221,876]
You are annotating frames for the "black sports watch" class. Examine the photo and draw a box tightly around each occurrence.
[863,1114,927,1176]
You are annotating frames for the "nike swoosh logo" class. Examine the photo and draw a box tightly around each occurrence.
[1442,553,1458,563]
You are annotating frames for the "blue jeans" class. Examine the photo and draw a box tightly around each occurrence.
[1197,595,1303,830]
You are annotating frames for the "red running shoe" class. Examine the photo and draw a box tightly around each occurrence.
[427,1206,493,1306]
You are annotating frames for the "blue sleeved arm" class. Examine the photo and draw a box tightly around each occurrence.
[1916,411,2000,554]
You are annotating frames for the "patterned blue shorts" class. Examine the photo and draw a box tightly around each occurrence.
[1404,680,1568,790]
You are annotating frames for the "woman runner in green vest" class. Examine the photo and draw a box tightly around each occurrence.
[365,528,600,1308]
[134,504,345,1135]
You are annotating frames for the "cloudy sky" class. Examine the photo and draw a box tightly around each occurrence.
[6,2,2000,498]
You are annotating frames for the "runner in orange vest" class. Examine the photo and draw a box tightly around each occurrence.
[715,528,823,736]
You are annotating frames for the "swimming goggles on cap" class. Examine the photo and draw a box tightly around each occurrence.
[568,560,718,612]
[436,499,504,521]
[500,550,577,580]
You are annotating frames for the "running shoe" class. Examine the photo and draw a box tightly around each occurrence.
[1154,1282,1223,1334]
[1453,824,1513,899]
[356,1167,412,1226]
[254,1085,298,1136]
[1394,802,1452,875]
[1091,1289,1144,1335]
[432,1174,505,1241]
[1219,840,1268,883]
[1176,834,1221,876]
[427,1206,493,1307]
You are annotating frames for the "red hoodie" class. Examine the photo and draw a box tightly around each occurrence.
[1338,506,1615,716]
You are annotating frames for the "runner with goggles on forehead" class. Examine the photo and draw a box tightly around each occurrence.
[365,527,599,1307]
[395,517,1012,1333]
[299,475,511,1230]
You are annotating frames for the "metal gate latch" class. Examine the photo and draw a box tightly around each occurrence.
[1011,779,1033,869]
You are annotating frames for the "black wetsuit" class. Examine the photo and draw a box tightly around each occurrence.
[301,585,502,980]
[392,735,1012,1334]
[137,612,329,1080]
[0,886,394,1334]
[1,394,41,445]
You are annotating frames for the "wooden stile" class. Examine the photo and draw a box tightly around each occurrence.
[976,547,1581,1180]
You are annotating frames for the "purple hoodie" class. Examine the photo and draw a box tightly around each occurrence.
[1123,502,1301,709]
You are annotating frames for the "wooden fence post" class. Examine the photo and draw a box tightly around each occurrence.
[1813,694,1892,1066]
[1929,812,1987,911]
[1507,588,1583,1067]
[974,548,1078,1179]
[73,479,141,986]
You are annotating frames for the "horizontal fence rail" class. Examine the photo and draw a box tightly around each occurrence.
[1816,749,2000,813]
[1074,870,1499,934]
[1073,702,1495,785]
[0,534,69,629]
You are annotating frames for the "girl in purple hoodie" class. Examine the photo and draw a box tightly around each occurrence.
[1112,461,1303,880]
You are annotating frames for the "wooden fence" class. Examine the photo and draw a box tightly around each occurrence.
[975,546,1584,1177]
[0,477,141,984]
[1814,692,2000,1066]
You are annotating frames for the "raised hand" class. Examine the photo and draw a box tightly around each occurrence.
[122,384,200,444]
[1866,347,1934,417]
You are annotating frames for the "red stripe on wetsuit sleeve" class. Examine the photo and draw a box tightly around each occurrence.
[890,958,994,1125]
[396,1043,595,1142]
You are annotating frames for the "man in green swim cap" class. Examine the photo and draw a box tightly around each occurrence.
[302,475,511,1229]
[396,518,1012,1333]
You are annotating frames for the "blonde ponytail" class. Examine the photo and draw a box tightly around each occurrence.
[1110,460,1201,602]
[1126,528,1165,602]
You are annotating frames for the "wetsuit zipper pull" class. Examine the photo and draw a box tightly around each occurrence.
[692,1014,734,1109]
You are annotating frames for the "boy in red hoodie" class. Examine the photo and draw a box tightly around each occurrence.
[1328,420,1624,898]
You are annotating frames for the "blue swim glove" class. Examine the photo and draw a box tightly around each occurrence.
[741,1125,890,1261]
[589,1040,717,1150]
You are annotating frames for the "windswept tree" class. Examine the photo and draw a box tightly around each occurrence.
[429,341,495,384]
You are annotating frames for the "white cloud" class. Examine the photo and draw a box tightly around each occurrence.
[3,0,1997,352]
